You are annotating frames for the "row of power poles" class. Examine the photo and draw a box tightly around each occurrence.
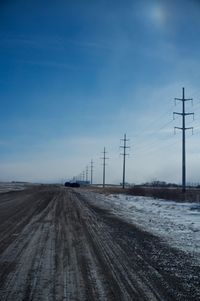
[74,87,193,193]
[96,87,194,193]
[100,134,130,188]
[100,87,194,192]
[75,134,130,189]
[100,86,194,192]
[77,160,94,184]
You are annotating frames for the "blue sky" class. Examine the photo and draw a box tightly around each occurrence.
[1,0,200,183]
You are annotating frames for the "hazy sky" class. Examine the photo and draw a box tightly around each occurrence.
[1,0,200,184]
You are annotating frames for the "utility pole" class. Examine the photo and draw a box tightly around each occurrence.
[101,147,109,188]
[86,165,88,182]
[174,87,194,193]
[82,171,85,182]
[90,160,94,185]
[120,134,130,189]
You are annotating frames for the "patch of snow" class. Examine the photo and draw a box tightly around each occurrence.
[81,191,200,261]
[0,182,28,193]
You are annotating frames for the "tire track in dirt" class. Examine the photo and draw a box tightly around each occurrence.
[0,191,58,300]
[54,190,111,301]
[0,188,56,254]
[0,186,199,301]
[0,187,112,301]
[73,191,163,301]
[74,189,200,301]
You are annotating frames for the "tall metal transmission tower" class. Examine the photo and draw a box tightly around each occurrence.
[90,160,94,185]
[101,147,109,188]
[120,134,130,189]
[173,87,194,193]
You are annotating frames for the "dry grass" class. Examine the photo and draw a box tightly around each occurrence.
[85,185,200,203]
[127,187,200,202]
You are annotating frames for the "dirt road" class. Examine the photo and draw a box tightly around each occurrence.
[0,186,199,300]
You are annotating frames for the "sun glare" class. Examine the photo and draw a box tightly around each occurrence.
[140,1,169,31]
[149,4,168,28]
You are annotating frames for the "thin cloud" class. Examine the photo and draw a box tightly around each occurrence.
[0,34,113,52]
[16,59,77,70]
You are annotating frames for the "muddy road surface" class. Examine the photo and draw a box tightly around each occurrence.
[0,186,199,301]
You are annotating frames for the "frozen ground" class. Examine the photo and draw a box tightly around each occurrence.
[0,186,199,300]
[80,191,200,261]
[0,182,28,193]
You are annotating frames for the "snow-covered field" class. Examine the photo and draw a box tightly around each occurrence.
[0,182,28,193]
[81,190,200,260]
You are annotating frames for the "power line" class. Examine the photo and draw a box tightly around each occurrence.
[132,105,174,142]
[134,136,177,156]
[132,111,175,151]
[173,87,194,193]
[133,119,175,154]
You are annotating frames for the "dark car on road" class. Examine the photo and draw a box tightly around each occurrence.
[64,182,80,188]
[70,182,80,187]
